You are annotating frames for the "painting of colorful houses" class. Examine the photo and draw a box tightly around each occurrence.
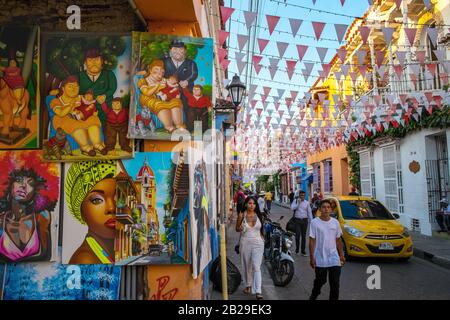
[116,151,190,265]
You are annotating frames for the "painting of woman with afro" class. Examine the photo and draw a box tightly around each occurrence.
[0,151,60,263]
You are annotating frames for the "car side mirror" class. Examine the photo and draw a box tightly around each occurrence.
[393,213,400,219]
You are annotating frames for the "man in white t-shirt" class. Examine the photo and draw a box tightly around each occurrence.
[309,199,345,300]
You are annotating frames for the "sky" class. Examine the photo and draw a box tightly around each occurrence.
[224,0,369,124]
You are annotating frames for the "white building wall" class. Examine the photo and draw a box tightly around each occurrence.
[368,128,450,236]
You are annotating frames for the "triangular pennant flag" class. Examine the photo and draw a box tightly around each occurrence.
[277,89,285,99]
[236,60,247,74]
[358,65,367,78]
[349,72,357,85]
[405,28,417,46]
[220,6,235,24]
[235,52,246,62]
[382,27,394,46]
[286,60,297,80]
[424,0,431,10]
[395,0,402,9]
[304,62,315,75]
[301,69,309,82]
[394,64,403,79]
[269,57,280,68]
[252,55,263,65]
[266,14,281,35]
[296,44,309,61]
[376,51,385,67]
[358,26,371,45]
[237,34,249,51]
[427,63,437,77]
[263,86,271,97]
[334,71,343,80]
[416,50,426,65]
[217,48,228,62]
[316,47,328,63]
[434,49,446,63]
[276,41,289,58]
[289,18,303,38]
[341,64,349,77]
[428,28,438,47]
[257,38,269,53]
[337,48,347,63]
[220,59,231,71]
[357,50,367,65]
[290,90,299,102]
[312,21,326,40]
[396,51,407,67]
[254,64,262,75]
[244,11,257,30]
[334,24,348,43]
[218,30,230,46]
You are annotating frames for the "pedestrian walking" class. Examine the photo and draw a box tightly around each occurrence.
[265,190,273,213]
[235,196,265,300]
[290,190,313,256]
[257,193,266,213]
[309,199,345,300]
[233,187,246,215]
[437,199,450,234]
[310,193,320,215]
[315,188,323,200]
[289,189,295,204]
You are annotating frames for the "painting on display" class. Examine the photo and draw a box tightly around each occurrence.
[0,263,4,299]
[0,151,60,263]
[0,26,40,149]
[61,160,118,264]
[128,32,213,140]
[2,260,121,300]
[40,33,134,161]
[189,143,212,279]
[117,151,190,265]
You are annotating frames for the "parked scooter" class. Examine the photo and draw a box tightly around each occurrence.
[264,215,295,286]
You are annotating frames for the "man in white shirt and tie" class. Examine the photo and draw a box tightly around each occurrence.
[290,190,313,256]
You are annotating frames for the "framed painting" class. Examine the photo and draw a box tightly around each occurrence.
[0,151,60,263]
[40,33,134,161]
[0,26,40,149]
[128,32,213,140]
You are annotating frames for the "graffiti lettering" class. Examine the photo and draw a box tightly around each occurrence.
[150,275,178,300]
[66,265,81,290]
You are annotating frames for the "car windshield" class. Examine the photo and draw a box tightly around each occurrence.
[339,200,395,220]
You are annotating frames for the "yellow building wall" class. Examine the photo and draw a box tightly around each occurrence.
[307,145,350,196]
[147,265,203,300]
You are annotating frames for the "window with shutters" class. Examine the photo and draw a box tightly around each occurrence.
[396,145,404,213]
[313,163,321,192]
[370,151,376,198]
[324,159,333,193]
[383,145,399,213]
[360,151,372,197]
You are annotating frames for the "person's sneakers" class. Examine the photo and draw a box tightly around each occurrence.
[301,252,308,257]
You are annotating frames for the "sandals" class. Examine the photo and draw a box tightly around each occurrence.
[93,144,108,155]
[80,146,96,157]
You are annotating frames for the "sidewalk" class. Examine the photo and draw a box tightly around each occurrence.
[274,201,450,270]
[211,211,275,300]
[410,231,450,270]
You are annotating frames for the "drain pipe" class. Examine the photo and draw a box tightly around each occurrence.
[128,0,148,29]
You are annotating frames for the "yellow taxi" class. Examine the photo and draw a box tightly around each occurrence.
[318,196,413,260]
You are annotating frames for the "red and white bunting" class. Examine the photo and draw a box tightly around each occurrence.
[404,28,417,46]
[244,11,257,30]
[286,60,297,80]
[266,14,281,35]
[218,30,229,46]
[334,24,348,43]
[237,34,249,50]
[220,6,235,24]
[257,38,269,53]
[312,21,326,40]
[289,18,303,38]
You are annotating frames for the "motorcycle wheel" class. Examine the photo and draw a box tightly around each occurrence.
[272,260,294,287]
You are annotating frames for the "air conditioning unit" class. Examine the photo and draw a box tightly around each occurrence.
[411,218,420,232]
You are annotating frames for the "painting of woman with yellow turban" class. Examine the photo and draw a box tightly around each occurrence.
[62,160,117,264]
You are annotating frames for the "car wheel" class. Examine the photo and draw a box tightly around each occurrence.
[342,238,351,261]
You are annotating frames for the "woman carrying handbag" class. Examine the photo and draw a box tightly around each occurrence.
[235,196,265,300]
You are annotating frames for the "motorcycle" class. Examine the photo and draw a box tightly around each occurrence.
[264,215,296,287]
